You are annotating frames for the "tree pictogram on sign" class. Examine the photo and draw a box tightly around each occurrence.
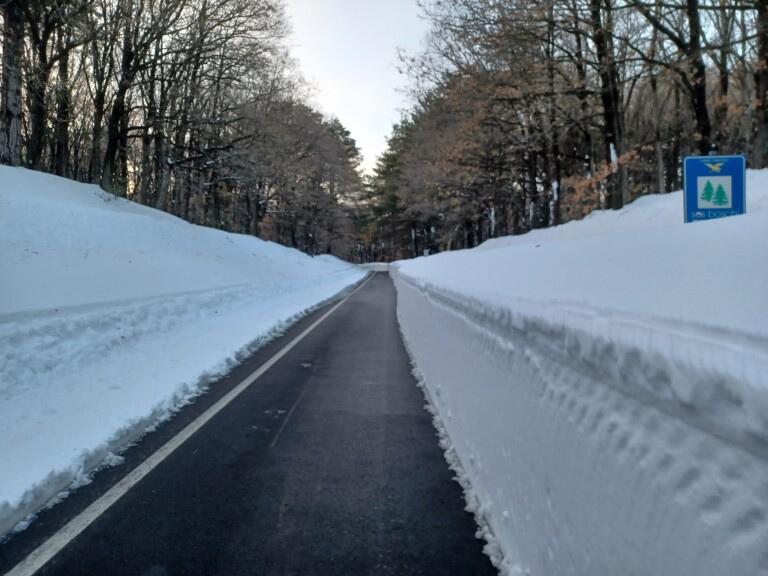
[713,184,729,206]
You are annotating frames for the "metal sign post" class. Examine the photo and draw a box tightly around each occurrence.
[683,155,746,223]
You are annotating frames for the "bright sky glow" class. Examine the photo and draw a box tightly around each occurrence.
[282,0,428,174]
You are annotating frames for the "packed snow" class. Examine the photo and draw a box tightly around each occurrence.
[0,166,366,538]
[392,172,768,576]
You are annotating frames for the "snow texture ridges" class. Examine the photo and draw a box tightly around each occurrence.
[0,277,359,538]
[392,267,768,576]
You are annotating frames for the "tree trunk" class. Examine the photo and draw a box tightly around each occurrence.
[53,29,71,177]
[588,0,627,209]
[27,33,53,170]
[118,106,130,191]
[155,161,173,211]
[687,0,712,155]
[648,22,666,194]
[568,0,596,208]
[90,90,106,183]
[102,0,135,192]
[0,0,24,166]
[101,84,129,192]
[755,0,768,167]
[137,130,153,204]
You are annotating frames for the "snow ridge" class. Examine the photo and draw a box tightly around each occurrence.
[407,358,524,576]
[0,274,364,539]
[0,166,368,540]
[1,279,337,390]
[405,274,768,454]
[392,267,768,576]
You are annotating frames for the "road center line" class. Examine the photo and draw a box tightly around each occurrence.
[4,274,374,576]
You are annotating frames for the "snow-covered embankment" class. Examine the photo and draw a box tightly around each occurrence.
[391,185,768,576]
[0,167,366,539]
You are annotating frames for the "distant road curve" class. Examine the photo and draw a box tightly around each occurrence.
[359,262,390,272]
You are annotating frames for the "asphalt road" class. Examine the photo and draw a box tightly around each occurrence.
[1,273,496,576]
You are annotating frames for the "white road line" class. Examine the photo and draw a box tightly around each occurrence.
[4,274,374,576]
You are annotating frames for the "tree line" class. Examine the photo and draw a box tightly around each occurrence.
[363,0,768,261]
[0,0,364,258]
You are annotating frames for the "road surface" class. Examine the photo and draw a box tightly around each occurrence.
[1,273,496,576]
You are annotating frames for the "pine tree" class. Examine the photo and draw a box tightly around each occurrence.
[713,184,729,206]
[701,180,715,202]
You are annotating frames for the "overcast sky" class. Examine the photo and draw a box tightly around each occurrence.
[282,0,428,174]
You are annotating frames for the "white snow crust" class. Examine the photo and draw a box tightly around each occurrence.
[392,172,768,576]
[0,166,366,538]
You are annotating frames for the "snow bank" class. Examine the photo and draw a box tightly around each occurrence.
[0,167,366,538]
[392,175,768,575]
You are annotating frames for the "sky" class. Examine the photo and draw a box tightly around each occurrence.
[281,0,429,174]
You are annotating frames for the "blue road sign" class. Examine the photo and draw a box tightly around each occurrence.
[683,155,746,223]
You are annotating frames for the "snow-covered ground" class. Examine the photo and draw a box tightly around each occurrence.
[4,164,768,575]
[392,173,768,576]
[0,166,366,538]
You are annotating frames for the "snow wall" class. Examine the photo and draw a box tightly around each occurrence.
[391,268,768,576]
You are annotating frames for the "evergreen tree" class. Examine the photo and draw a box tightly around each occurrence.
[701,180,715,202]
[713,184,729,206]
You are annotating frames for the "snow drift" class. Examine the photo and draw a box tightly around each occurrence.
[0,166,366,539]
[392,175,768,575]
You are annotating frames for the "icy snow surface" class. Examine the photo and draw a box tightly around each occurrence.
[0,166,366,538]
[392,172,768,576]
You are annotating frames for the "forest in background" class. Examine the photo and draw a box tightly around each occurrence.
[0,0,365,259]
[364,0,768,261]
[2,0,768,262]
